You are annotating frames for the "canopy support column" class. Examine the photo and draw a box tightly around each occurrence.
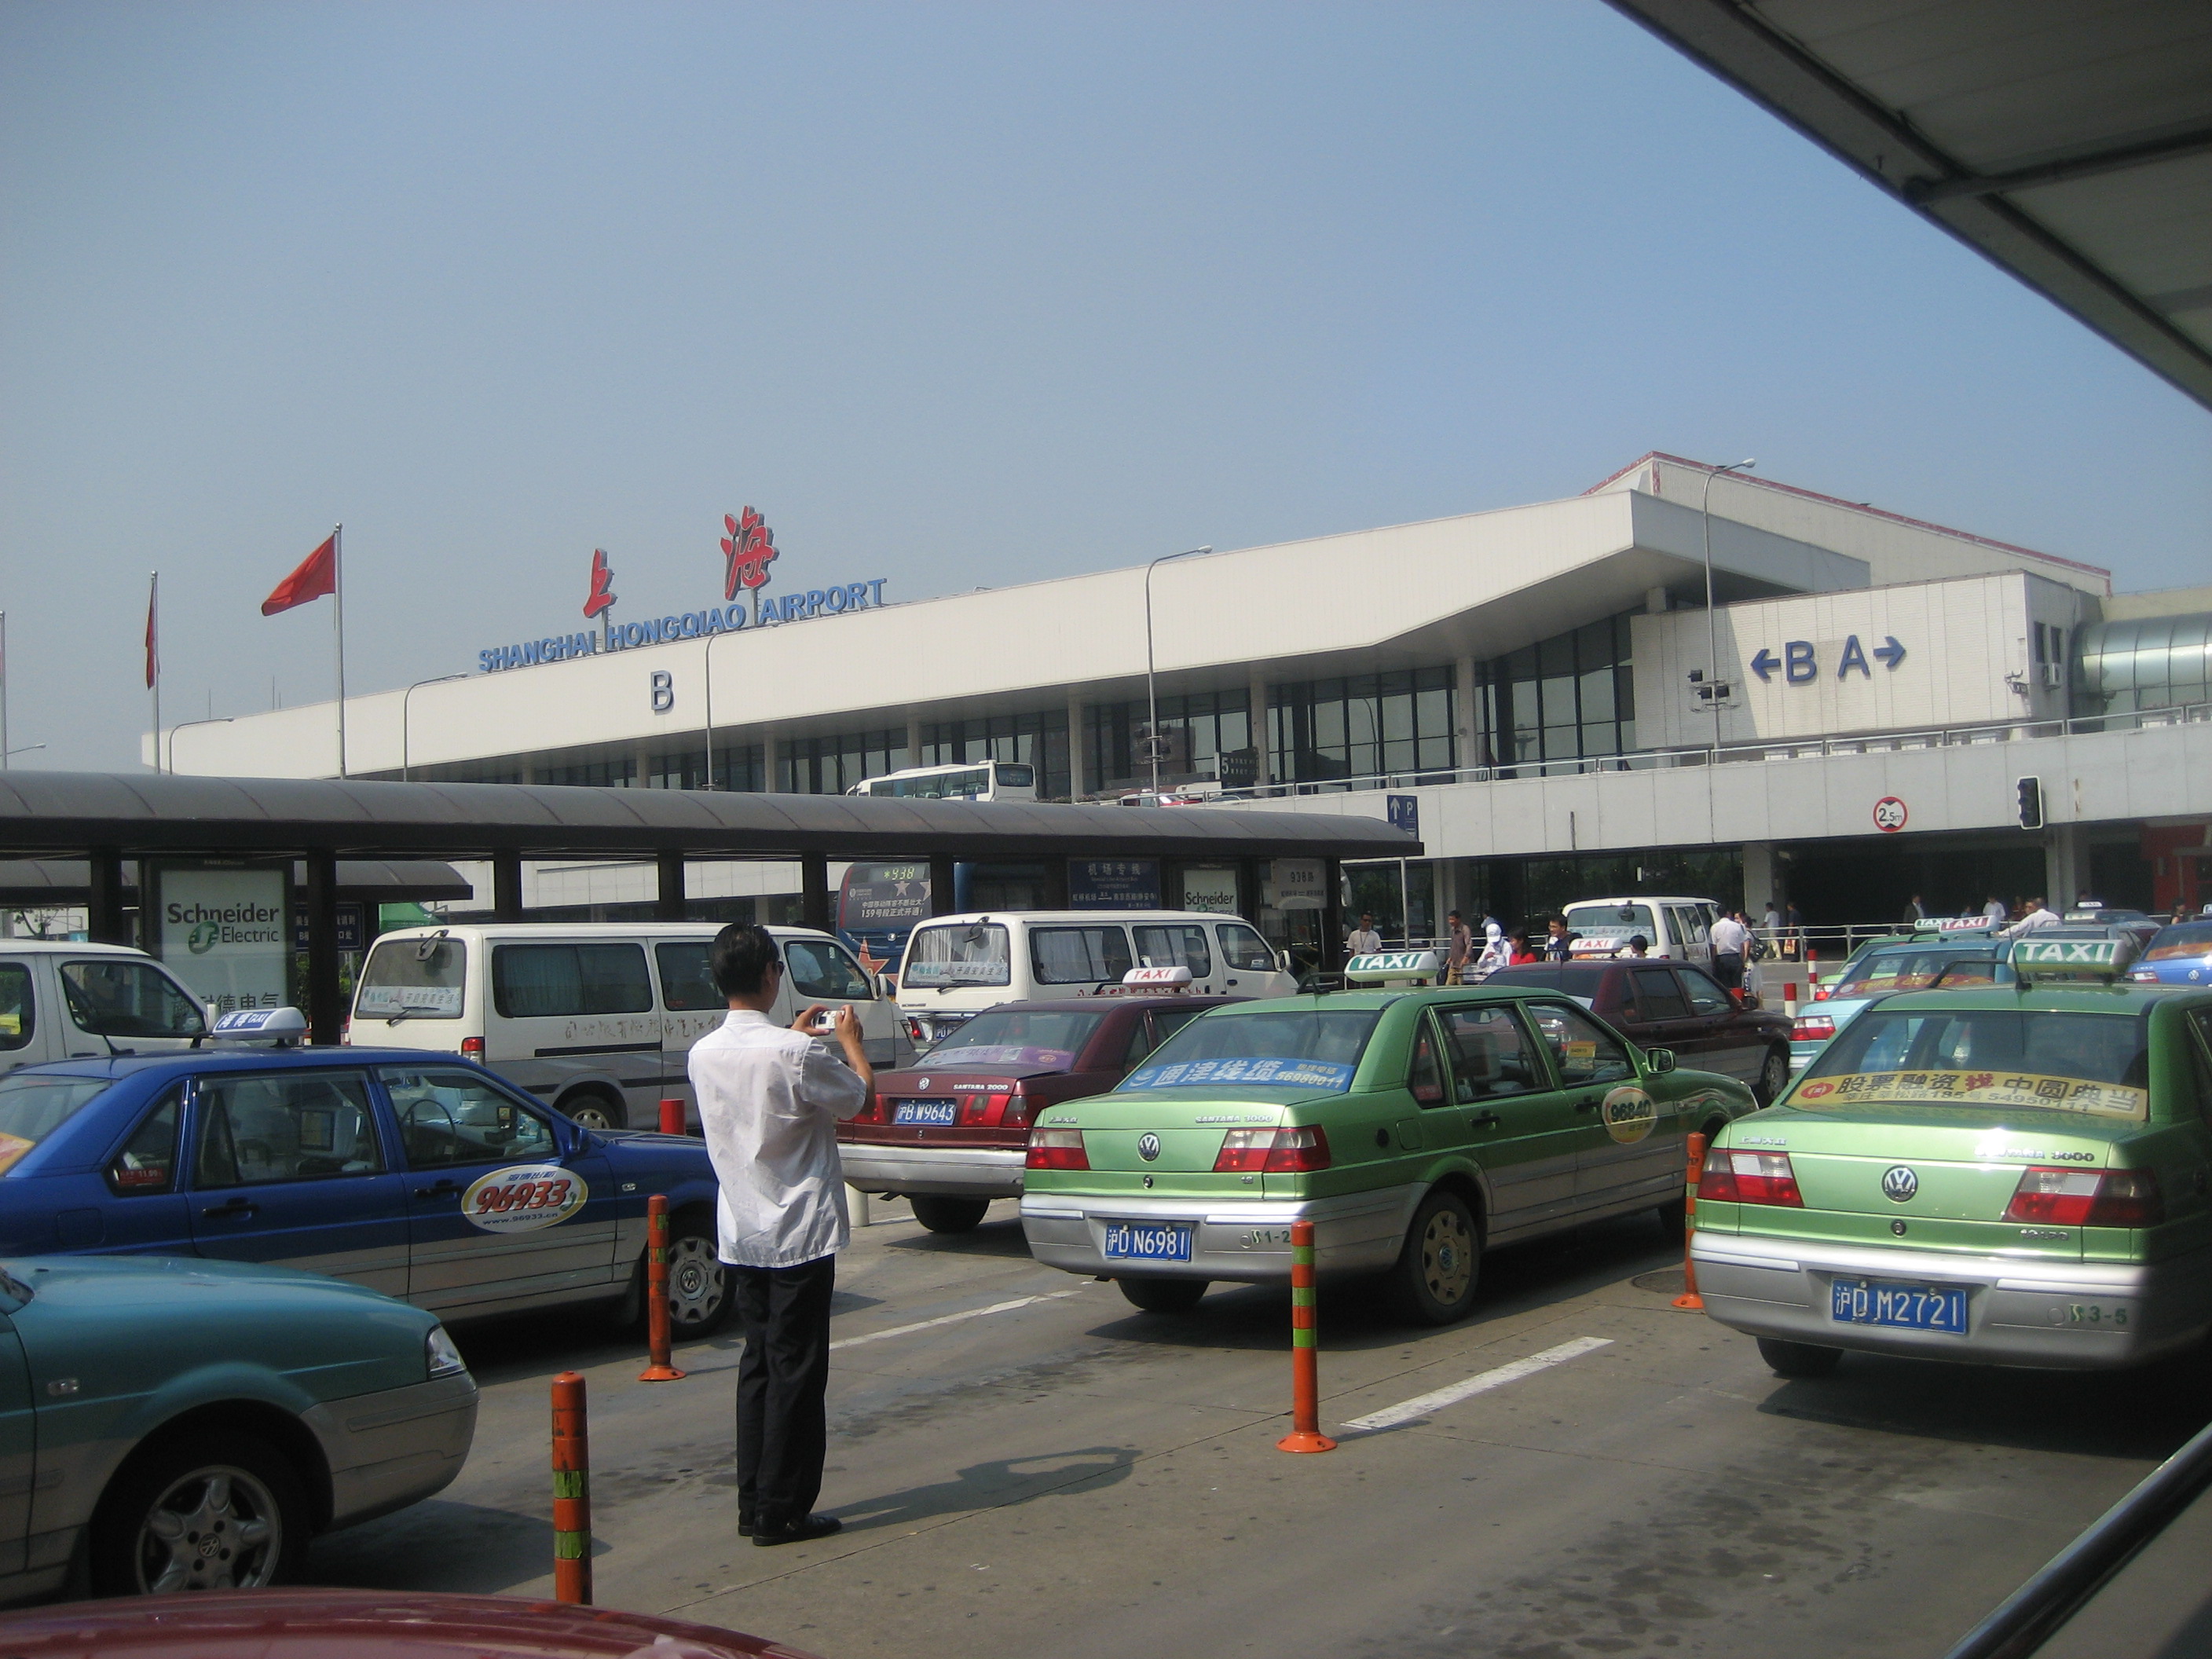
[929,853,958,916]
[1322,856,1346,974]
[88,848,130,946]
[800,851,830,933]
[305,850,342,1046]
[655,851,687,922]
[493,852,523,921]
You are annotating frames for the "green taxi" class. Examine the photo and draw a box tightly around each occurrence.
[1019,954,1758,1322]
[1693,938,2212,1375]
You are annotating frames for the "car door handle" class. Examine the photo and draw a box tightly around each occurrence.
[413,1179,462,1199]
[200,1198,258,1219]
[1573,1097,1603,1112]
[1470,1110,1501,1130]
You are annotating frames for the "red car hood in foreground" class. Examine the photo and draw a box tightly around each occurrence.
[0,1589,826,1659]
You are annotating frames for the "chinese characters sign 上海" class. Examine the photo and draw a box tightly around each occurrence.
[1069,859,1162,910]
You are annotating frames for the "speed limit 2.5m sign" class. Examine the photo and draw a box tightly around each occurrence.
[1873,797,1908,833]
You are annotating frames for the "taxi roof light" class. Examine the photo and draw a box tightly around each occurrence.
[1699,1147,1803,1207]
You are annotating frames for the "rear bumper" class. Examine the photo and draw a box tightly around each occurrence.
[1020,1185,1420,1284]
[839,1142,1027,1200]
[1691,1231,2212,1369]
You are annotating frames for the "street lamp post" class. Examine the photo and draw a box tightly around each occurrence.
[163,716,233,775]
[1143,546,1212,797]
[401,675,469,782]
[1700,460,1757,753]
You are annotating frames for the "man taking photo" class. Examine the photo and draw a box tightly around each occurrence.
[688,924,873,1547]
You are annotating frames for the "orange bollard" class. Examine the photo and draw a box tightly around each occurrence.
[1276,1219,1337,1453]
[658,1097,685,1136]
[551,1372,592,1605]
[639,1195,687,1382]
[1672,1132,1708,1311]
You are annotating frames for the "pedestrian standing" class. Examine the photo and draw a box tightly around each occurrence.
[2001,897,2062,939]
[687,924,873,1548]
[1902,894,1925,924]
[1471,918,1512,979]
[1444,910,1473,984]
[1507,928,1540,965]
[1346,912,1382,957]
[1983,893,2008,926]
[1544,917,1574,961]
[1708,908,1749,988]
[1784,900,1804,958]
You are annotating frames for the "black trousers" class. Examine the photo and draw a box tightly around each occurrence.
[731,1253,837,1530]
[1712,950,1745,989]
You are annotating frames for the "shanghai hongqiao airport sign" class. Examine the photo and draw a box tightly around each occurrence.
[477,507,888,674]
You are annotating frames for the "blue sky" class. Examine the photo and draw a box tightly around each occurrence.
[2,1,2205,771]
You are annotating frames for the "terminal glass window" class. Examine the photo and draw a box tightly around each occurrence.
[1086,692,1247,793]
[1485,611,1637,767]
[539,755,637,788]
[778,729,910,795]
[924,709,1069,800]
[1267,669,1452,789]
[649,743,765,792]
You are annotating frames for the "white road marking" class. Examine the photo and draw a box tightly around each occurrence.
[1341,1335,1614,1431]
[830,1289,1085,1352]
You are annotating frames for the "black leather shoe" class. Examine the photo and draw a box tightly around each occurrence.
[752,1514,842,1547]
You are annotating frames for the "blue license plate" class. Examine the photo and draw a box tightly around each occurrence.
[1103,1221,1193,1262]
[892,1100,959,1126]
[1831,1278,1968,1334]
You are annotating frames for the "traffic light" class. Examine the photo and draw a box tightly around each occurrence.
[2016,776,2044,830]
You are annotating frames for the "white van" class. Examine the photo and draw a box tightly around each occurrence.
[0,940,210,1071]
[1561,896,1721,968]
[346,922,897,1130]
[897,910,1298,1044]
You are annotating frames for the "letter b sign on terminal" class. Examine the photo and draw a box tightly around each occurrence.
[649,670,675,714]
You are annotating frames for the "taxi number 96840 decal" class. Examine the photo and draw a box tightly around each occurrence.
[461,1163,587,1234]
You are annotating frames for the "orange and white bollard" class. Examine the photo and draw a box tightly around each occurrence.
[1672,1132,1707,1311]
[658,1097,686,1136]
[639,1195,687,1383]
[551,1371,592,1605]
[1276,1219,1337,1453]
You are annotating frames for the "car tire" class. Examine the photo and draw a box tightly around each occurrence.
[909,1196,991,1234]
[1756,1336,1843,1378]
[90,1429,310,1597]
[1116,1276,1208,1313]
[663,1213,735,1339]
[1754,1046,1790,1105]
[561,1090,626,1131]
[1388,1188,1481,1326]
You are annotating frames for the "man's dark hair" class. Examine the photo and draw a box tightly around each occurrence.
[711,923,782,998]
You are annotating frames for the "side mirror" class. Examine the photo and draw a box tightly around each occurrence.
[1734,989,1759,1010]
[1644,1048,1677,1075]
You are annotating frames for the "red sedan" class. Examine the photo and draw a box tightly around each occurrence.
[839,994,1240,1231]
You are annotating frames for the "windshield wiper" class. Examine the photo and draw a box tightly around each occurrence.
[385,1007,423,1027]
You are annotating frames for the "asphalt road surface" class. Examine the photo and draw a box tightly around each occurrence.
[308,1198,2212,1659]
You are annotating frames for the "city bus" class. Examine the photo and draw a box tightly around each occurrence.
[845,760,1038,802]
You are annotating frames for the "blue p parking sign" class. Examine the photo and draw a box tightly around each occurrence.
[1386,794,1419,838]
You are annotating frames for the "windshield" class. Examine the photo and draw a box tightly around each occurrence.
[60,959,205,1038]
[357,936,467,1019]
[903,923,1012,987]
[1566,904,1654,938]
[2144,925,2212,962]
[1120,1006,1382,1093]
[1833,947,2006,999]
[0,1075,114,1174]
[923,1009,1107,1069]
[1795,1008,2150,1120]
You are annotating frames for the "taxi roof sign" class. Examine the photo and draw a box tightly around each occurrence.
[2010,938,2125,983]
[1122,965,1193,987]
[1344,950,1444,984]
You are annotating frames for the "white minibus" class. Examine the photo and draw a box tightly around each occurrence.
[846,760,1039,802]
[896,910,1298,1044]
[1561,896,1721,968]
[0,941,208,1073]
[346,922,896,1130]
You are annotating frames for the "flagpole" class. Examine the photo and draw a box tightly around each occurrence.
[332,524,346,779]
[148,573,161,773]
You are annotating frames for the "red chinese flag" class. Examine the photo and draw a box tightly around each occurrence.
[262,534,337,616]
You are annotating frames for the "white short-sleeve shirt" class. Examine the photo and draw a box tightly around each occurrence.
[688,1009,869,1269]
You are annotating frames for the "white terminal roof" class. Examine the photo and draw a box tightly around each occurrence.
[166,455,2109,780]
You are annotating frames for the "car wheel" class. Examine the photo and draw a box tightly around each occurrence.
[561,1091,625,1131]
[1756,1336,1843,1378]
[909,1196,991,1234]
[91,1430,309,1596]
[1117,1276,1208,1313]
[1754,1046,1790,1105]
[1389,1188,1481,1326]
[663,1214,734,1338]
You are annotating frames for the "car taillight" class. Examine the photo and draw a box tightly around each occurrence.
[1212,1126,1331,1174]
[1026,1128,1088,1170]
[1001,1089,1032,1128]
[2005,1166,2163,1228]
[1699,1147,1802,1207]
[902,1016,926,1042]
[858,1094,888,1124]
[339,1019,351,1046]
[2126,969,2159,983]
[1792,1014,1834,1042]
[461,1036,485,1058]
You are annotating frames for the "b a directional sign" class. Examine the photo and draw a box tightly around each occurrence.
[1873,635,1906,669]
[1750,648,1779,682]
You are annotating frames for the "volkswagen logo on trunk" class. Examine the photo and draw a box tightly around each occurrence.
[1881,1166,1919,1203]
[1137,1133,1162,1162]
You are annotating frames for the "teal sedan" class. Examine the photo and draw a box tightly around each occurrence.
[0,1253,476,1602]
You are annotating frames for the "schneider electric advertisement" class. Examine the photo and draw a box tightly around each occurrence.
[151,864,291,1016]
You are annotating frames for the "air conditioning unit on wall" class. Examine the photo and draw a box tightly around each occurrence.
[2040,663,2065,688]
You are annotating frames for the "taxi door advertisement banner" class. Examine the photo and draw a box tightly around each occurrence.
[1599,1086,1657,1144]
[462,1163,589,1232]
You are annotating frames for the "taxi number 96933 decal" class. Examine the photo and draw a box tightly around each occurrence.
[461,1163,588,1233]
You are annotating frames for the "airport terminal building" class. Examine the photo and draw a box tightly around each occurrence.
[167,452,2212,938]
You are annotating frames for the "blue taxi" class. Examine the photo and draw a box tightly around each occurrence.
[0,1046,732,1335]
[2127,919,2212,987]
